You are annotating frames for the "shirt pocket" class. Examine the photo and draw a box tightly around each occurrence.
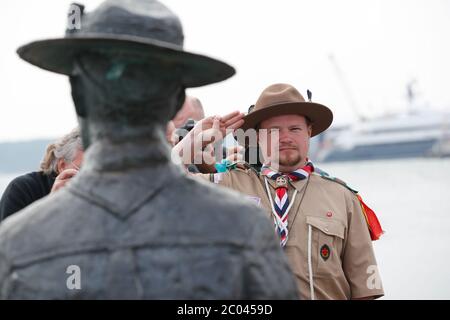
[306,215,346,277]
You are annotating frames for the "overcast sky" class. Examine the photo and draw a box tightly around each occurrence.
[1,0,449,142]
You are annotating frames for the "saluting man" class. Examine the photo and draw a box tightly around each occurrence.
[177,83,385,300]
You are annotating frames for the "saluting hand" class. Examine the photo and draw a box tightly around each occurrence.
[172,111,244,164]
[191,111,245,147]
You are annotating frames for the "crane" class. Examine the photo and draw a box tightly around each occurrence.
[328,54,366,121]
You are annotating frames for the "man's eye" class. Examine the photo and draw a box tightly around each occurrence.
[291,127,302,131]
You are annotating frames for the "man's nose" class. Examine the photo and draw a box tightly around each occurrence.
[278,129,293,143]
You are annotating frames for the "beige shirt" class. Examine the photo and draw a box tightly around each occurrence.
[201,165,384,300]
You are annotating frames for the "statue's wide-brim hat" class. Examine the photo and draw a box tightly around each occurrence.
[240,83,333,137]
[17,0,235,88]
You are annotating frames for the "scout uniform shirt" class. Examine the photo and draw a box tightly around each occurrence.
[201,164,384,300]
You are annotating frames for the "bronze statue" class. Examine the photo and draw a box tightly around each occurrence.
[0,0,298,299]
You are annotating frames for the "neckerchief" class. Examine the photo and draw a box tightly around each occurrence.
[261,161,314,246]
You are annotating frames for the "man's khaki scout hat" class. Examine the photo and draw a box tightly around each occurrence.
[240,83,333,137]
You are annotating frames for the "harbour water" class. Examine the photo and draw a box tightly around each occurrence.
[1,158,449,299]
[319,158,450,299]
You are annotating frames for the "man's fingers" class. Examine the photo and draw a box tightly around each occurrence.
[192,115,216,133]
[226,119,245,131]
[56,168,78,181]
[222,113,245,131]
[192,116,214,134]
[196,113,244,135]
[223,112,245,126]
[51,169,78,193]
[220,111,242,123]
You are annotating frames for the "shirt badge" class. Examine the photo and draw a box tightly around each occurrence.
[320,244,331,261]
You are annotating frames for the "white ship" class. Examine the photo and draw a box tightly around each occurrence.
[312,58,450,162]
[312,109,450,162]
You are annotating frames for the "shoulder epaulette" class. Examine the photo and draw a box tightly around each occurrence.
[235,161,261,175]
[234,161,250,170]
[314,167,358,194]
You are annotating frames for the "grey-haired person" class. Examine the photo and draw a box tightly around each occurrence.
[0,127,83,222]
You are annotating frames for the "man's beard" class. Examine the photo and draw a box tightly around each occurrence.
[261,142,306,171]
[279,150,302,167]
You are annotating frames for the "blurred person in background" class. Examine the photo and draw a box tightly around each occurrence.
[0,127,83,221]
[166,95,205,146]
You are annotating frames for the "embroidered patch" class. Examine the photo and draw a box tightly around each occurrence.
[320,244,330,261]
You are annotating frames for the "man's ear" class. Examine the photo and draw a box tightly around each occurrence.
[56,158,66,175]
[308,125,313,137]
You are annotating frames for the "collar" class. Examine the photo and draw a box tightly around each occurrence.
[66,139,183,219]
[260,160,314,192]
